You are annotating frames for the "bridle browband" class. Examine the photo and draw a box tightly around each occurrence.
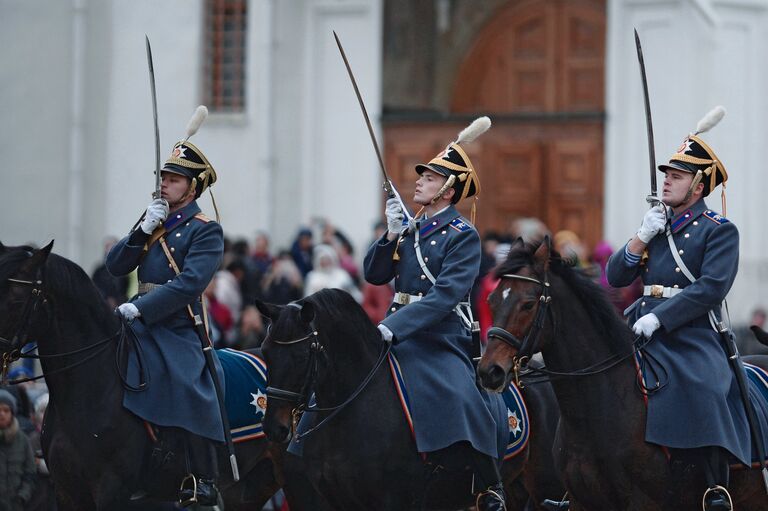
[486,273,552,366]
[265,302,392,441]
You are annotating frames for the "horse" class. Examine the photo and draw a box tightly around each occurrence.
[476,237,768,510]
[256,287,564,510]
[0,241,324,511]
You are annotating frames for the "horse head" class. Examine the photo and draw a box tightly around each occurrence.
[256,298,321,443]
[477,237,553,392]
[0,241,54,359]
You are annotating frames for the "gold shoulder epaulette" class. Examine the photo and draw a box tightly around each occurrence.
[193,212,212,223]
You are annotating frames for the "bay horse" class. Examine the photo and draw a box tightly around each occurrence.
[476,237,768,510]
[256,288,564,510]
[0,241,325,511]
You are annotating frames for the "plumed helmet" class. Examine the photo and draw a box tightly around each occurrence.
[658,106,728,197]
[162,106,218,199]
[415,116,490,204]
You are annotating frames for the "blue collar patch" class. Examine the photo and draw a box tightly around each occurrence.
[420,218,441,238]
[670,209,693,233]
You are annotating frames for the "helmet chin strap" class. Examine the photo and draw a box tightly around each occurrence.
[430,175,456,205]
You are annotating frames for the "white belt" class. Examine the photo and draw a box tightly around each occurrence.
[643,285,683,299]
[393,292,423,305]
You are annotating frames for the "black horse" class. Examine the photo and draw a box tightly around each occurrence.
[477,238,768,511]
[256,288,564,510]
[0,242,323,511]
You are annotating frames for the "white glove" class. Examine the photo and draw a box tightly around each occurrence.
[140,198,170,234]
[633,313,660,338]
[117,303,141,321]
[636,204,667,243]
[378,324,394,343]
[385,198,404,236]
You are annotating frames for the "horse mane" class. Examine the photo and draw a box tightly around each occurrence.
[303,288,379,342]
[496,240,632,351]
[1,245,113,321]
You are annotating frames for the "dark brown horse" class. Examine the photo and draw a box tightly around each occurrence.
[256,288,563,510]
[0,242,325,510]
[476,238,768,511]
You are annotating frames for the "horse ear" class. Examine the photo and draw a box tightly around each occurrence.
[22,240,55,271]
[533,235,551,273]
[300,302,315,324]
[254,299,283,320]
[0,241,5,253]
[509,237,525,251]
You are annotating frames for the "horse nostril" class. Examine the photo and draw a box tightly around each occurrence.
[479,365,507,391]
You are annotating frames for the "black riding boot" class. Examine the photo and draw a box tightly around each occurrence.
[179,433,220,507]
[472,450,506,511]
[702,447,732,511]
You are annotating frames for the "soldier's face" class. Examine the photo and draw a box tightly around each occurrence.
[661,169,694,206]
[414,169,448,205]
[161,172,192,204]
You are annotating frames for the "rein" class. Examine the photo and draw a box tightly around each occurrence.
[266,303,392,442]
[1,267,149,391]
[488,272,667,393]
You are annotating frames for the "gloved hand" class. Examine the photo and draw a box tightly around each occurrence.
[636,204,667,243]
[632,313,660,338]
[140,198,170,234]
[117,303,141,321]
[378,324,394,343]
[385,198,404,236]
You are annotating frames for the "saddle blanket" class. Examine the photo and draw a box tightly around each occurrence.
[217,348,268,443]
[387,353,529,460]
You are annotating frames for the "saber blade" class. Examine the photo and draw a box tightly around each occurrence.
[634,28,658,205]
[146,35,162,199]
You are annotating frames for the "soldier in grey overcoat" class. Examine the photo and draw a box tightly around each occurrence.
[107,135,224,506]
[606,118,768,510]
[365,118,508,511]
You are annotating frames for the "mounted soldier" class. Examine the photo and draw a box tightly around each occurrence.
[606,107,762,510]
[107,107,225,506]
[364,118,508,510]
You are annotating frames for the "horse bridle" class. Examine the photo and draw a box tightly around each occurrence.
[0,272,46,375]
[486,272,552,372]
[265,302,392,441]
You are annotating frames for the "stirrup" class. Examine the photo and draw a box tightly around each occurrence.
[178,473,198,507]
[475,487,507,511]
[702,485,732,511]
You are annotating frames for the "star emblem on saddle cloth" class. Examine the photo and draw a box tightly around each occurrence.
[250,389,267,416]
[507,409,522,437]
[172,144,187,159]
[676,137,694,155]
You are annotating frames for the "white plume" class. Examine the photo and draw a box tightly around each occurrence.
[693,106,726,135]
[183,105,209,140]
[456,116,491,145]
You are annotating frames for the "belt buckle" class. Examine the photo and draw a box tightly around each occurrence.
[399,294,410,305]
[650,284,664,298]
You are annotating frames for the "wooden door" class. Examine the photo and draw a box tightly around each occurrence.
[384,0,606,252]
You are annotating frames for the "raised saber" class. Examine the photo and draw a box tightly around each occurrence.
[333,31,412,222]
[146,35,162,200]
[634,29,660,207]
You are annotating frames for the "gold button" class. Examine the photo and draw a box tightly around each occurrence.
[641,301,646,306]
[684,233,690,238]
[418,292,423,297]
[684,214,690,218]
[441,230,447,235]
[420,275,426,280]
[176,214,182,219]
[168,263,173,268]
[176,232,181,238]
[673,284,679,288]
[167,279,172,283]
[170,247,175,253]
[678,249,683,255]
[430,240,436,246]
[675,267,681,272]
[390,307,396,312]
[432,221,437,225]
[693,221,698,226]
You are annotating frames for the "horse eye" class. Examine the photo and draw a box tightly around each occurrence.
[521,301,535,311]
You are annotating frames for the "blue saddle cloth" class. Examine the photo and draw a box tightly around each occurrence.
[217,348,268,443]
[388,353,529,460]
